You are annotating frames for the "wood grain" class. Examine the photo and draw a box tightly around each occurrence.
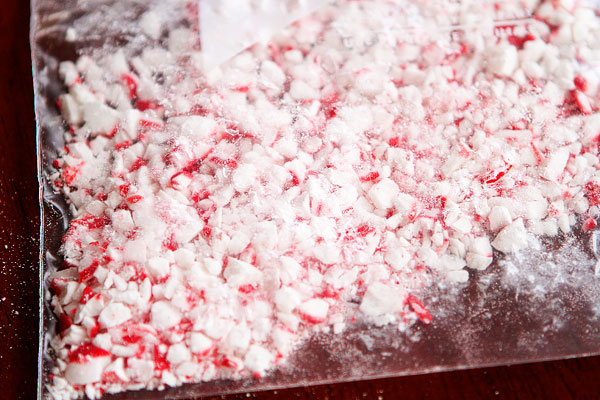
[3,0,600,398]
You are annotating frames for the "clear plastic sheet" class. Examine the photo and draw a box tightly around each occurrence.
[32,0,600,399]
[199,0,322,71]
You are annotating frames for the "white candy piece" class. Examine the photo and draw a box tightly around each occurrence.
[243,345,274,375]
[491,218,528,254]
[112,209,135,232]
[274,287,302,313]
[232,164,257,192]
[227,324,251,350]
[62,325,87,345]
[278,256,303,285]
[488,44,518,77]
[140,11,162,40]
[541,147,570,182]
[148,257,170,279]
[59,94,83,125]
[359,282,403,317]
[151,301,182,330]
[65,355,111,385]
[384,246,410,271]
[105,358,129,382]
[203,257,222,275]
[167,343,192,365]
[488,206,512,232]
[223,258,263,287]
[368,178,400,210]
[174,248,195,268]
[189,332,213,354]
[98,302,132,328]
[297,298,329,323]
[466,237,494,271]
[82,102,120,135]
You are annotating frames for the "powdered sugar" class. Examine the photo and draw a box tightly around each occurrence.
[41,0,600,398]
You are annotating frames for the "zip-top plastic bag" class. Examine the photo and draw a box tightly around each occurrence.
[32,0,600,399]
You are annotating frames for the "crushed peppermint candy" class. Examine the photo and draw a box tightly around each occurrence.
[45,0,600,398]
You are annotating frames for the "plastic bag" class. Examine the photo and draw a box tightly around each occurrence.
[32,0,600,399]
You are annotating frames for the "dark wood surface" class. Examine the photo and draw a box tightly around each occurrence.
[3,0,600,399]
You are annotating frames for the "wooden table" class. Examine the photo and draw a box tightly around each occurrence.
[3,1,600,399]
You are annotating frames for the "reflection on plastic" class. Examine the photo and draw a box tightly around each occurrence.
[199,0,323,71]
